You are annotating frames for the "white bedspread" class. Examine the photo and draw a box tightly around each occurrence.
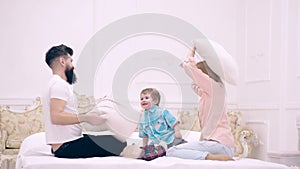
[19,156,289,169]
[19,156,292,169]
[16,132,292,169]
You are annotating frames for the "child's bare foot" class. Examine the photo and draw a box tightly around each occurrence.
[205,154,234,161]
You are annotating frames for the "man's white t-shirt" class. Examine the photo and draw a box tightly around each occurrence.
[43,75,83,144]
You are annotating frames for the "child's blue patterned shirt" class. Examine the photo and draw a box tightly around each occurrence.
[139,105,178,145]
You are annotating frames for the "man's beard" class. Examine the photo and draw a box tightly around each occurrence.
[65,67,77,85]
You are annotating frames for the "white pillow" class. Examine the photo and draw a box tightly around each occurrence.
[126,132,142,146]
[18,132,52,157]
[82,98,138,138]
[193,38,239,85]
[181,130,201,142]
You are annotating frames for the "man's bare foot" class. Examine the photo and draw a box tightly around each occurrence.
[205,154,234,161]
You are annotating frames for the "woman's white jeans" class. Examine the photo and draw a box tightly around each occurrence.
[166,141,234,160]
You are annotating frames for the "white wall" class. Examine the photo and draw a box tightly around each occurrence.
[235,0,300,152]
[0,0,94,99]
[0,0,299,156]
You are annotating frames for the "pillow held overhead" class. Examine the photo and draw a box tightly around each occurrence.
[193,38,239,85]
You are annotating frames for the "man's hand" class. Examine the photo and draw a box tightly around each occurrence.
[78,112,108,125]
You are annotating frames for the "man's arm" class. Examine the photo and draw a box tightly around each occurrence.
[50,98,107,125]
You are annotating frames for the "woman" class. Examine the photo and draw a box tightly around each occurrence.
[166,47,235,161]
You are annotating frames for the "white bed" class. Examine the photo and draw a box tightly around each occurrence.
[16,132,293,169]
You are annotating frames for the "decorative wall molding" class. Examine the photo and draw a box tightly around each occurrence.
[228,104,279,111]
[0,98,35,106]
[244,0,272,83]
[297,0,300,78]
[135,81,191,85]
[0,98,282,111]
[286,101,300,110]
[0,98,37,110]
[229,103,300,111]
[1,98,293,112]
[130,101,281,111]
[129,101,198,110]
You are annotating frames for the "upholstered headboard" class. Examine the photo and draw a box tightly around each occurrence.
[0,97,44,154]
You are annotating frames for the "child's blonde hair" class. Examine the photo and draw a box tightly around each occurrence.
[140,88,161,106]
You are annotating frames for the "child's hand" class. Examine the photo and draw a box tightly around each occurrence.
[172,138,188,147]
[174,131,182,139]
[174,122,183,139]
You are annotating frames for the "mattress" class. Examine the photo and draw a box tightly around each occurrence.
[16,132,292,169]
